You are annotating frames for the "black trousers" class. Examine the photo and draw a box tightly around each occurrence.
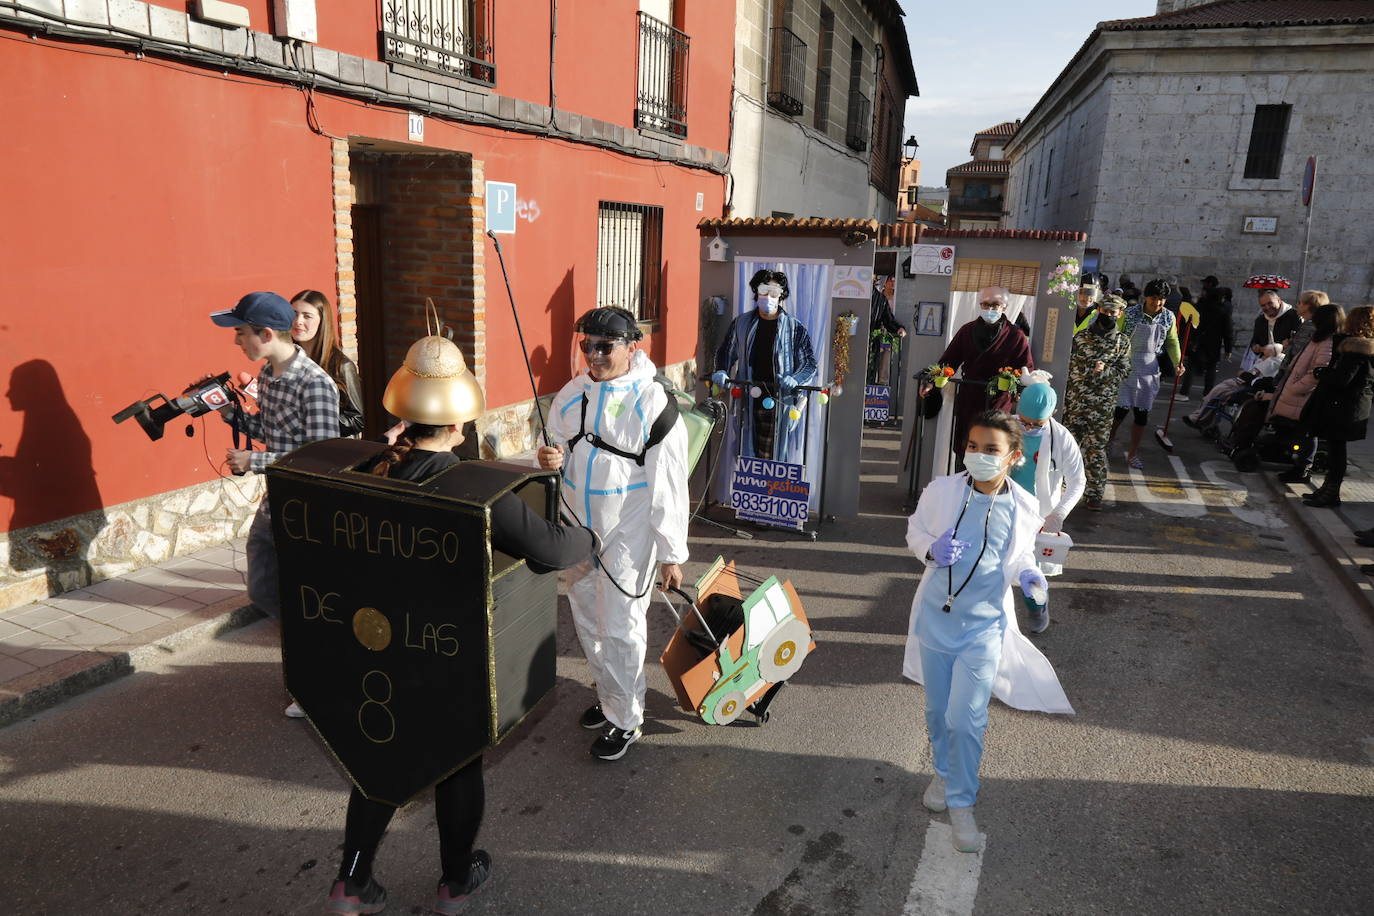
[339,756,484,885]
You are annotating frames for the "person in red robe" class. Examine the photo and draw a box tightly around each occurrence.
[927,286,1033,470]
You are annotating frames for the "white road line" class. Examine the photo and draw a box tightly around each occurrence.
[1126,457,1207,517]
[902,819,985,916]
[1198,460,1287,528]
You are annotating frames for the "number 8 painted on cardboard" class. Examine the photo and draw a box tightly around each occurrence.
[359,669,396,744]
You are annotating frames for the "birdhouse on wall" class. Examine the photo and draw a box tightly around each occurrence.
[706,236,729,262]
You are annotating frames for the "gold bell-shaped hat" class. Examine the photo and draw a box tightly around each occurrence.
[382,333,485,426]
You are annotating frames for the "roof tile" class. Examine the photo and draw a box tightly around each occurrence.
[1101,0,1374,31]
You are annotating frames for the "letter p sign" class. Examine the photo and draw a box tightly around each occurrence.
[486,181,517,234]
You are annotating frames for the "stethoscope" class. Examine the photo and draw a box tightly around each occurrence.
[942,473,1005,614]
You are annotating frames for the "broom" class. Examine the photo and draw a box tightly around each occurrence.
[1155,302,1200,451]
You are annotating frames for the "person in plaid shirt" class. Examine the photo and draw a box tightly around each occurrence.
[210,292,339,716]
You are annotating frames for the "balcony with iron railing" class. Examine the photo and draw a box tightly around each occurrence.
[381,0,496,85]
[948,195,1005,214]
[636,12,690,138]
[767,26,806,117]
[845,88,870,152]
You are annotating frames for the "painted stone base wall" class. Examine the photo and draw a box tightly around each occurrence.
[0,359,695,613]
[0,475,264,614]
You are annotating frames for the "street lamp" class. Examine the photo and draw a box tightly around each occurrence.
[904,135,919,158]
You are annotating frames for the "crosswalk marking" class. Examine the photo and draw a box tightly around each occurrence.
[902,819,985,916]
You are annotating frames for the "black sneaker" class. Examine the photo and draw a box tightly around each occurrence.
[590,725,641,761]
[1086,496,1103,511]
[433,850,492,914]
[326,876,387,915]
[579,704,608,730]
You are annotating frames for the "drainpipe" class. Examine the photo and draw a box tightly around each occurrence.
[548,0,558,123]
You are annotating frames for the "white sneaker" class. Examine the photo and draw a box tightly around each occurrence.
[284,701,306,719]
[1174,394,1190,402]
[948,806,981,853]
[922,775,947,812]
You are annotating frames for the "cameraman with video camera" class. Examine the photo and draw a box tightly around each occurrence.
[210,292,339,716]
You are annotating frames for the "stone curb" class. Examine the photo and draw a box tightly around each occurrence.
[0,597,262,730]
[1261,473,1374,624]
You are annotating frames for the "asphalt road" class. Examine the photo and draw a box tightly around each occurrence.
[1,428,1372,915]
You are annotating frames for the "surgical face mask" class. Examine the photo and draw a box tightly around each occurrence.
[979,308,1002,324]
[1094,314,1118,333]
[1019,420,1046,437]
[757,282,784,316]
[965,451,1009,481]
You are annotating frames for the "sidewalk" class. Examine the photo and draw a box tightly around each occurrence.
[0,540,257,728]
[1265,435,1374,617]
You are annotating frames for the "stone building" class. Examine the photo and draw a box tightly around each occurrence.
[728,0,918,220]
[1003,0,1374,303]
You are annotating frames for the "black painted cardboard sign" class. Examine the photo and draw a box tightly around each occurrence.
[265,439,559,806]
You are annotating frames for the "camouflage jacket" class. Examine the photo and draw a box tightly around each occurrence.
[1064,326,1132,419]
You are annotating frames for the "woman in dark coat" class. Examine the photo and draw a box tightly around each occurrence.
[1301,305,1374,508]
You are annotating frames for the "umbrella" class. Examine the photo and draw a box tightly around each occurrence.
[1243,274,1291,289]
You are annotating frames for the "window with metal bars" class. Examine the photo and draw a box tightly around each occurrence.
[597,202,665,322]
[380,0,496,85]
[1243,104,1291,179]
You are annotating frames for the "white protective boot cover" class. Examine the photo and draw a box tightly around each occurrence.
[948,806,981,853]
[922,775,947,813]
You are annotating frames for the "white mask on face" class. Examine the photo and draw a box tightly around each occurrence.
[965,451,1009,481]
[979,308,1002,324]
[758,296,781,317]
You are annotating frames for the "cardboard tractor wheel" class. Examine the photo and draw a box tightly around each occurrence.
[659,557,816,726]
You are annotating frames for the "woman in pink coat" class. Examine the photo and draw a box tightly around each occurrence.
[1269,303,1344,485]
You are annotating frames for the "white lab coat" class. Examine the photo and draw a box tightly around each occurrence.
[902,473,1074,715]
[1028,419,1086,575]
[545,351,690,730]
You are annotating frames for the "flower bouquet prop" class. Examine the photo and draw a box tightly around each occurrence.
[925,364,955,388]
[1047,256,1081,304]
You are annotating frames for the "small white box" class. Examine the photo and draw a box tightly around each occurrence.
[272,0,318,43]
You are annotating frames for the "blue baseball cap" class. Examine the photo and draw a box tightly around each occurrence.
[210,291,295,331]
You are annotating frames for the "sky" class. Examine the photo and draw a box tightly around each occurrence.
[900,0,1159,187]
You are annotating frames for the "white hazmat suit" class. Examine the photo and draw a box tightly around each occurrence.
[546,350,690,731]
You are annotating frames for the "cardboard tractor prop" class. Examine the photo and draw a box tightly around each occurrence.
[660,557,816,726]
[265,439,562,807]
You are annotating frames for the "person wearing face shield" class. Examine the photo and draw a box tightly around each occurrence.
[711,269,818,462]
[1072,275,1102,335]
[1007,382,1084,633]
[922,286,1033,471]
[536,306,690,762]
[1062,295,1132,510]
[903,410,1073,854]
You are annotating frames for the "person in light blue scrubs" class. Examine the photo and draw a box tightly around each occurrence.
[904,410,1050,852]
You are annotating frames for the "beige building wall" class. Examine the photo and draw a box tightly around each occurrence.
[730,0,888,219]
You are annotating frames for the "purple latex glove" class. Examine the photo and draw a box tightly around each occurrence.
[1019,567,1049,598]
[930,527,970,567]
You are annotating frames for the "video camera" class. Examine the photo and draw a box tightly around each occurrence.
[112,373,240,441]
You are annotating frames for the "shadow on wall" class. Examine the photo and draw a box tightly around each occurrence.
[0,360,107,592]
[541,268,576,388]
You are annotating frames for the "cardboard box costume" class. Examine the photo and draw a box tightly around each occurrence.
[266,439,563,806]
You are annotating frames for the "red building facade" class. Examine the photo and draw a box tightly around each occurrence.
[0,0,733,608]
